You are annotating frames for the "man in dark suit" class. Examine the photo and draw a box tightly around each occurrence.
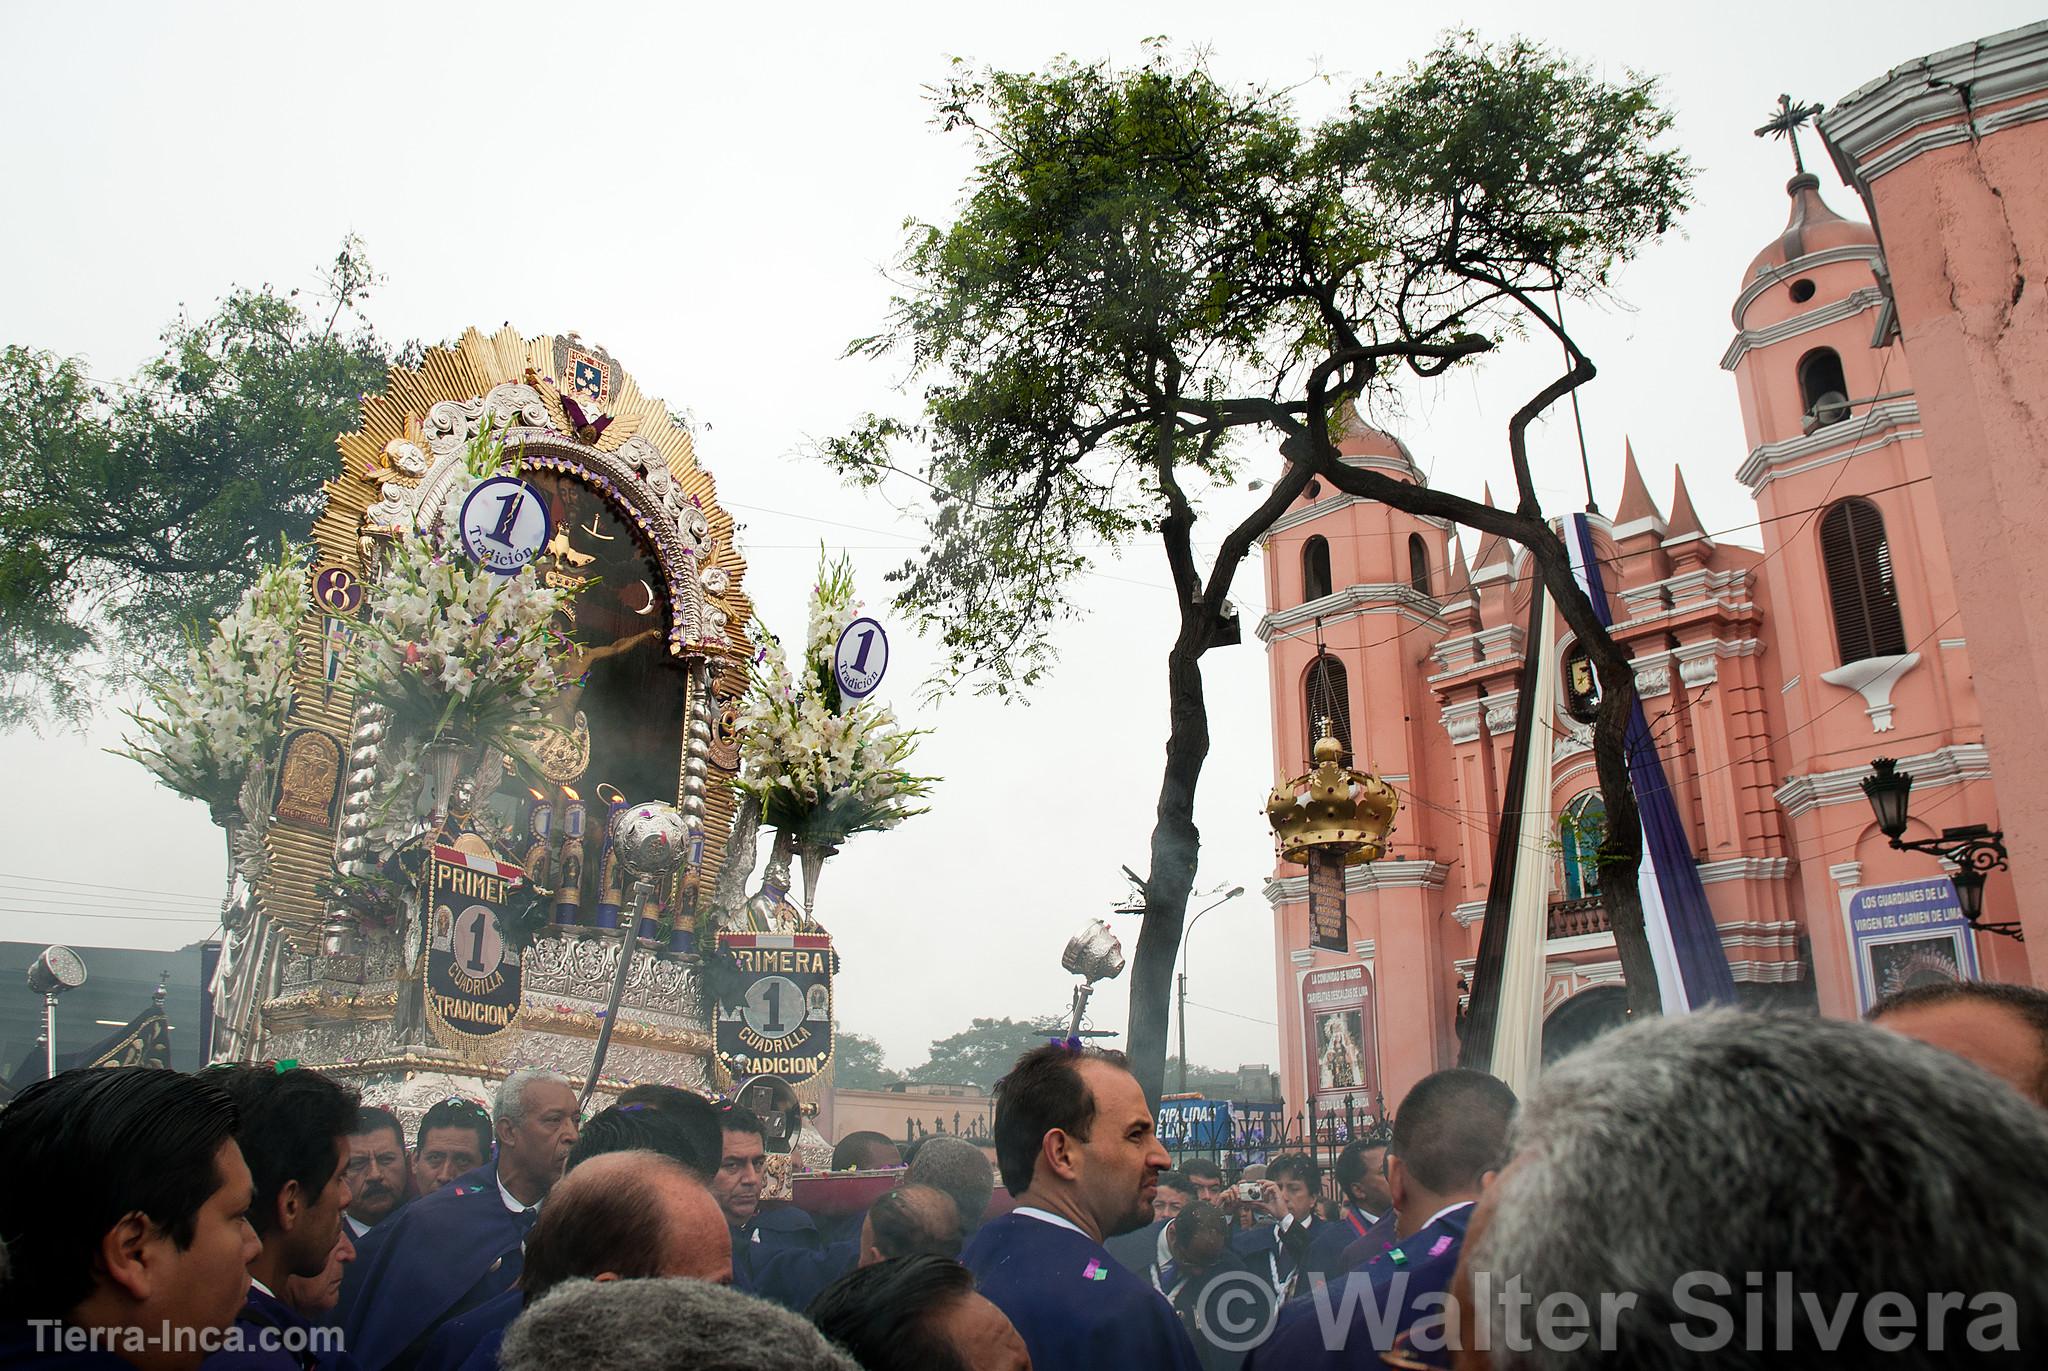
[414,1148,730,1371]
[1333,1133,1397,1271]
[713,1105,855,1310]
[1229,1153,1350,1300]
[1158,1201,1259,1370]
[202,1066,360,1371]
[960,1043,1201,1371]
[1245,1071,1516,1369]
[0,1068,261,1371]
[337,1069,579,1371]
[1105,1169,1192,1286]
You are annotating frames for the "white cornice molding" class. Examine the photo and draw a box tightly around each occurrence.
[1721,286,1887,369]
[1261,488,1454,544]
[1735,400,1922,493]
[1451,901,1486,929]
[1776,741,1992,820]
[1258,583,1443,643]
[1339,451,1429,486]
[1822,23,2048,183]
[1697,856,1791,884]
[1731,244,1889,328]
[1265,860,1450,904]
[1726,959,1807,984]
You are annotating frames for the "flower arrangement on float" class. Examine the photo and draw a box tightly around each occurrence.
[116,545,305,820]
[352,421,569,852]
[734,551,935,912]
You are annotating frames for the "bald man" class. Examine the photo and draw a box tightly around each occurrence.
[1870,980,2048,1107]
[858,1184,964,1267]
[418,1150,730,1371]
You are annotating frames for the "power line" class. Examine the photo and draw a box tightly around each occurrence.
[0,904,220,926]
[1184,999,1278,1027]
[0,872,220,905]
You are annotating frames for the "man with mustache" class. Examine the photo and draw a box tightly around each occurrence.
[338,1070,579,1371]
[346,1107,411,1237]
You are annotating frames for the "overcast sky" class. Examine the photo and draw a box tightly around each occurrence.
[1,1,2034,1073]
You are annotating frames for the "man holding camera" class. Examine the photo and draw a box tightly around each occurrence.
[1228,1154,1351,1299]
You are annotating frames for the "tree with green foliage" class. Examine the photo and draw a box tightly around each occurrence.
[906,1016,1066,1092]
[834,1026,905,1090]
[827,35,1693,1100]
[0,238,396,728]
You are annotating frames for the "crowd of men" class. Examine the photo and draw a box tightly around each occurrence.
[2,977,2047,1369]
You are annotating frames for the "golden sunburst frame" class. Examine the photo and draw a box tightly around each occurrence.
[219,327,758,1125]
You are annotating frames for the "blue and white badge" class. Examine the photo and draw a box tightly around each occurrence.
[459,476,552,575]
[833,616,889,700]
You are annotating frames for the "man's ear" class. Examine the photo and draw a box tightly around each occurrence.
[1386,1154,1412,1213]
[98,1212,157,1302]
[1040,1128,1082,1184]
[592,1271,621,1283]
[274,1178,304,1236]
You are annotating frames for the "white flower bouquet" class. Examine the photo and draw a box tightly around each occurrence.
[117,547,305,814]
[353,422,569,756]
[736,552,934,846]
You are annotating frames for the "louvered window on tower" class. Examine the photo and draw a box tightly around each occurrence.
[1819,497,1908,666]
[1408,533,1431,596]
[1305,654,1352,766]
[1303,535,1333,603]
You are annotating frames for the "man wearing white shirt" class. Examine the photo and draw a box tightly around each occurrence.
[337,1069,578,1371]
[961,1043,1202,1371]
[1246,1070,1516,1370]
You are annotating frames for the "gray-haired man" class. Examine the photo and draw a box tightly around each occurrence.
[338,1069,581,1371]
[502,1277,857,1371]
[1449,1011,2048,1368]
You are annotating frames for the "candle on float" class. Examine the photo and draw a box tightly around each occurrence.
[553,787,586,925]
[594,786,629,931]
[522,790,553,891]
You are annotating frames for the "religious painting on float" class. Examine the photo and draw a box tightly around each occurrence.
[1301,962,1381,1124]
[1844,875,1981,1013]
[506,466,694,932]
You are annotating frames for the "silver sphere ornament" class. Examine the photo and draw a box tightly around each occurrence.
[611,801,692,880]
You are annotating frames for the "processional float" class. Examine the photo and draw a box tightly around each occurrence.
[170,329,922,1177]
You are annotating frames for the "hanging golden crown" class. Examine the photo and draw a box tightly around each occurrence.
[1265,721,1399,865]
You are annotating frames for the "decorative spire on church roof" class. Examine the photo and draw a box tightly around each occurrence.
[1614,440,1665,528]
[1472,484,1510,568]
[1444,536,1473,598]
[1666,466,1709,543]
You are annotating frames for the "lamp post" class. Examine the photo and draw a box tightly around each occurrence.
[1860,758,2021,940]
[1176,886,1246,1094]
[27,946,87,1077]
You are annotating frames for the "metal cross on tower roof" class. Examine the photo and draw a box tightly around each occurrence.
[1755,93,1826,175]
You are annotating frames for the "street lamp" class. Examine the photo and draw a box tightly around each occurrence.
[26,945,87,1078]
[1860,758,2020,940]
[1176,886,1246,1093]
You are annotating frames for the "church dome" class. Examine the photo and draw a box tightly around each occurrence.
[1742,173,1877,284]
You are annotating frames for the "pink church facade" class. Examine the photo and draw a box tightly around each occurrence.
[1260,23,2047,1124]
